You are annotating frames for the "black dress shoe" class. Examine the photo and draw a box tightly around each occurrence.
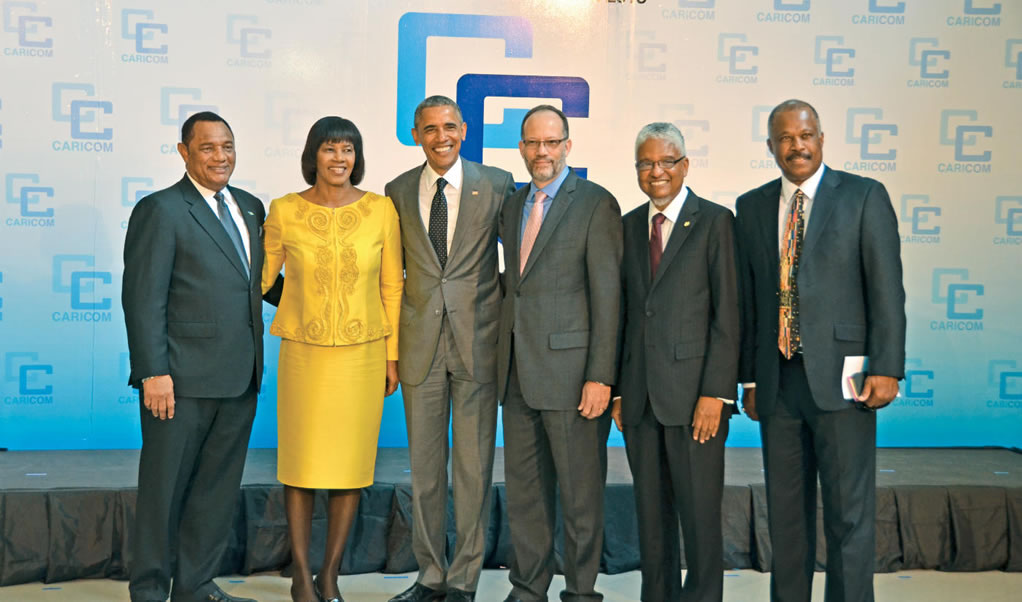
[444,589,475,601]
[202,584,256,602]
[314,575,343,602]
[389,582,445,602]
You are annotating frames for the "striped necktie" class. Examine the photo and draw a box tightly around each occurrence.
[778,189,805,358]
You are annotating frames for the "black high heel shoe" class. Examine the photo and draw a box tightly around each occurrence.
[313,575,343,602]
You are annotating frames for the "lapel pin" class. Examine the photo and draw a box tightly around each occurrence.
[247,210,255,216]
[683,220,691,227]
[471,190,479,196]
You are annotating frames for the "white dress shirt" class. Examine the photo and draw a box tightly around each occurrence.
[776,164,825,255]
[187,173,251,265]
[418,156,463,255]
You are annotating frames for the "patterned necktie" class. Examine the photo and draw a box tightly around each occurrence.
[214,190,249,278]
[778,189,805,358]
[519,190,548,275]
[428,177,448,269]
[649,212,666,278]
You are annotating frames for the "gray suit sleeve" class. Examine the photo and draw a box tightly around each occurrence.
[122,196,176,384]
[860,180,906,379]
[700,209,741,399]
[584,192,623,385]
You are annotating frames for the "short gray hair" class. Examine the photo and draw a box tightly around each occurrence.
[413,95,463,129]
[635,122,686,158]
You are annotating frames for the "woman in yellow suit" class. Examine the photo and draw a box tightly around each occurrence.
[262,116,402,602]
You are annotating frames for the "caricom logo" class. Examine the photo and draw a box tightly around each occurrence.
[663,104,709,158]
[226,14,270,58]
[870,0,905,12]
[121,9,167,54]
[2,1,51,48]
[6,172,53,217]
[4,352,53,395]
[989,361,1022,400]
[900,195,940,235]
[931,268,983,320]
[814,35,855,77]
[635,30,666,74]
[1006,39,1022,80]
[122,177,154,207]
[846,108,897,160]
[909,38,950,79]
[396,13,590,172]
[964,1,1001,15]
[265,92,315,146]
[52,254,112,311]
[160,87,217,129]
[717,33,758,75]
[994,196,1022,236]
[51,83,113,140]
[903,359,934,398]
[940,110,992,162]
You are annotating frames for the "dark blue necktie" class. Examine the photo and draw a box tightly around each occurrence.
[428,177,448,269]
[214,190,249,278]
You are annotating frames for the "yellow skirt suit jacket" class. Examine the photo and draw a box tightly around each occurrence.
[261,191,403,488]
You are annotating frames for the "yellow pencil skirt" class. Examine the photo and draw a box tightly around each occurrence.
[276,337,385,489]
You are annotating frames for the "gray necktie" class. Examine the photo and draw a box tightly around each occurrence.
[214,190,249,278]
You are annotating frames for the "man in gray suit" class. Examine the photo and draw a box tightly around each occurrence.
[497,105,622,602]
[385,96,515,602]
[736,99,905,602]
[612,122,739,602]
[122,112,270,602]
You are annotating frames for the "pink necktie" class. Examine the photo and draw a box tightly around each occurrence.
[519,190,548,275]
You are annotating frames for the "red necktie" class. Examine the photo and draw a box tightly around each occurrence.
[650,212,666,277]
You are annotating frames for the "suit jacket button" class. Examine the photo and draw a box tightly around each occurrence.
[441,278,447,284]
[645,310,654,317]
[435,309,441,316]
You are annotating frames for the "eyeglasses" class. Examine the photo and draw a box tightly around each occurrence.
[522,138,567,150]
[636,157,685,172]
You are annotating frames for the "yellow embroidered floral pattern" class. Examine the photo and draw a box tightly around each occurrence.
[263,191,401,355]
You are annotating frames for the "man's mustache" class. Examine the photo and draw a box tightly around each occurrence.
[786,151,812,161]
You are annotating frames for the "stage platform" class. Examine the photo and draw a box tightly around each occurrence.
[1,447,1020,586]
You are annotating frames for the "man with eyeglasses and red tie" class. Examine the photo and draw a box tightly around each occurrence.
[611,122,739,602]
[496,105,622,602]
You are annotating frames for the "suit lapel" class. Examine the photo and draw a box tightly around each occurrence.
[181,176,249,279]
[402,164,443,271]
[506,186,528,286]
[801,166,839,259]
[628,204,652,294]
[520,171,577,281]
[232,186,260,278]
[448,160,482,266]
[650,193,700,293]
[760,180,781,268]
